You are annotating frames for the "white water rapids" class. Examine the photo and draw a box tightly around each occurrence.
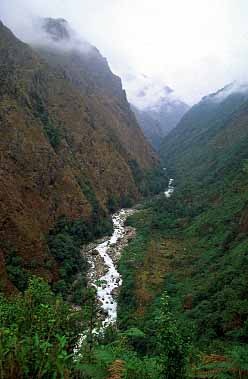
[164,178,174,198]
[85,178,174,329]
[87,208,136,328]
[75,179,174,353]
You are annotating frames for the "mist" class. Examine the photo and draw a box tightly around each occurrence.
[1,0,248,106]
[207,81,248,104]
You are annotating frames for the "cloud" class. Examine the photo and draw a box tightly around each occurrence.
[1,0,248,105]
[122,72,180,110]
[0,3,93,54]
[209,81,248,103]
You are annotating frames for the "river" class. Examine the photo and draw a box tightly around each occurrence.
[85,178,174,329]
[86,208,136,328]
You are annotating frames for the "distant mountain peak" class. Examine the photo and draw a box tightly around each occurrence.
[128,74,189,149]
[42,17,71,42]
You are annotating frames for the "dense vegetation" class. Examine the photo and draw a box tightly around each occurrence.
[118,174,248,375]
[0,277,190,378]
[160,87,248,184]
[0,165,183,378]
[47,211,113,303]
[2,17,248,378]
[118,88,248,377]
[46,165,167,303]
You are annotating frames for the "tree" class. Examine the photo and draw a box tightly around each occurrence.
[148,292,190,378]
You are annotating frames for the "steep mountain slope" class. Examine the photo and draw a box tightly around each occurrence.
[0,20,157,292]
[132,105,164,150]
[132,84,189,149]
[118,83,248,355]
[34,18,156,171]
[160,83,248,184]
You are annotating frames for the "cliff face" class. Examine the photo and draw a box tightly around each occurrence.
[0,20,157,291]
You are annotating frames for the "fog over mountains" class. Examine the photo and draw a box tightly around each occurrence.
[1,2,248,377]
[4,12,189,150]
[130,77,189,149]
[2,0,248,105]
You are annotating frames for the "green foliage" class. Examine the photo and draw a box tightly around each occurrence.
[158,93,248,362]
[107,195,119,212]
[78,178,102,219]
[242,159,248,174]
[141,167,169,196]
[47,213,112,302]
[0,275,189,379]
[226,345,248,375]
[128,159,144,185]
[149,293,190,378]
[126,166,248,348]
[32,92,61,149]
[77,179,113,239]
[122,327,145,339]
[118,221,191,375]
[120,194,134,208]
[0,277,80,379]
[118,290,190,377]
[128,161,168,198]
[107,193,134,213]
[118,230,149,328]
[91,203,113,239]
[47,217,89,301]
[5,251,29,292]
[193,345,248,378]
[77,337,164,379]
[160,90,248,186]
[118,155,248,374]
[44,121,61,149]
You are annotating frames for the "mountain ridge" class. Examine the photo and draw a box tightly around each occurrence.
[0,19,158,292]
[117,81,248,361]
[160,83,248,183]
[131,83,189,149]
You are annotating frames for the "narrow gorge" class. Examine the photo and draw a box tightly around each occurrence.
[1,5,248,378]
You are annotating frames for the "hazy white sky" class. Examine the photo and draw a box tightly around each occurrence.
[1,0,248,104]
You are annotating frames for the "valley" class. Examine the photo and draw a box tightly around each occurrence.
[82,177,174,330]
[0,8,248,379]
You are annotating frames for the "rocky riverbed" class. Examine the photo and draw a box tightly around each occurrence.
[82,208,137,327]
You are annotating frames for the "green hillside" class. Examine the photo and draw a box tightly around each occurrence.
[160,85,248,186]
[1,13,248,379]
[117,85,248,376]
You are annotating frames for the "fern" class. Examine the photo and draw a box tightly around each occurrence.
[107,359,125,379]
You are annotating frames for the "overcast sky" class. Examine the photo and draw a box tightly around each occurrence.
[1,0,248,105]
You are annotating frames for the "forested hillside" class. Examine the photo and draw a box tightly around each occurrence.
[1,9,248,379]
[118,84,248,376]
[160,83,248,184]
